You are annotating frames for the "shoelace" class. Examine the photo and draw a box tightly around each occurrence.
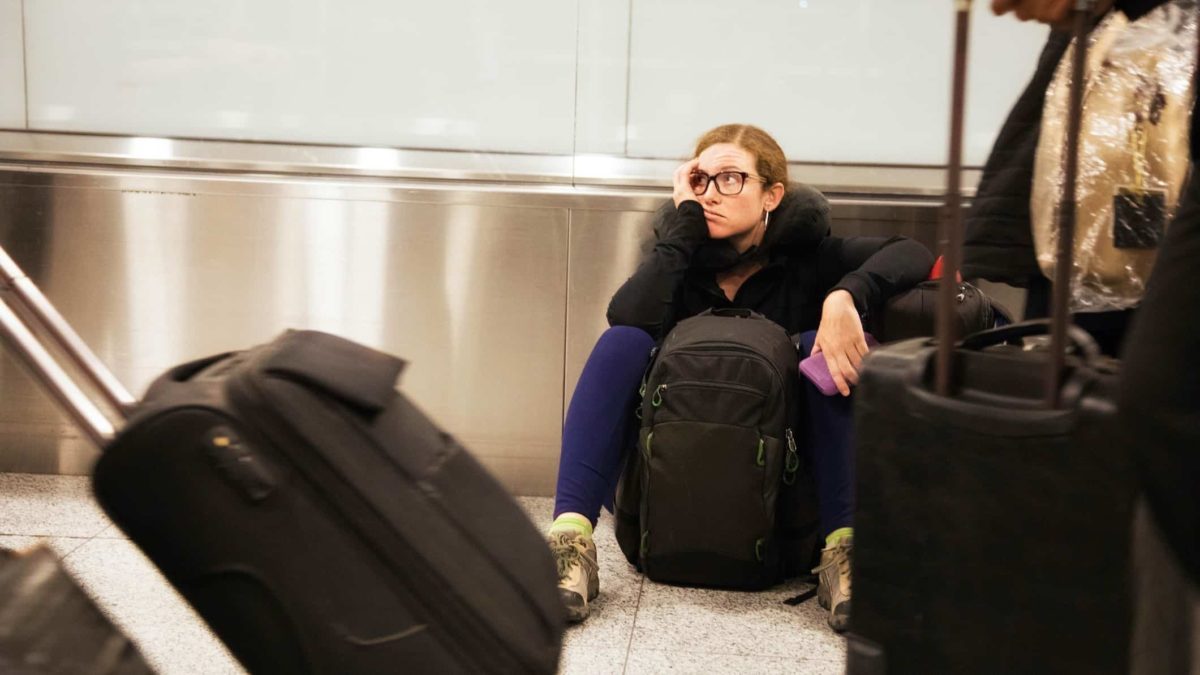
[812,544,853,594]
[548,532,585,581]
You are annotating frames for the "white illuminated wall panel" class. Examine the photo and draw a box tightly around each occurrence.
[24,0,579,154]
[574,0,632,155]
[14,0,1049,165]
[0,0,25,128]
[626,0,1049,165]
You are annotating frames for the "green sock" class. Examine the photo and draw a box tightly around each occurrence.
[825,527,853,548]
[549,513,594,538]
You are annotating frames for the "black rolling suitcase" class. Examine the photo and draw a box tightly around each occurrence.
[848,3,1134,673]
[0,545,154,674]
[0,249,565,674]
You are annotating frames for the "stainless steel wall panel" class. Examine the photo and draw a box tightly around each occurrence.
[563,208,656,414]
[0,174,570,494]
[0,132,982,198]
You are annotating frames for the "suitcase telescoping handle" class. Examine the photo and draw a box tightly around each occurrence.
[936,0,1095,407]
[0,245,134,446]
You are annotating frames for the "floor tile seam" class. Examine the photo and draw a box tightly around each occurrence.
[625,627,846,661]
[619,575,646,675]
[624,644,843,661]
[0,531,90,542]
[58,535,94,560]
[0,528,109,539]
[94,524,125,539]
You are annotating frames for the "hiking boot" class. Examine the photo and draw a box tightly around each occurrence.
[548,530,599,623]
[813,536,853,632]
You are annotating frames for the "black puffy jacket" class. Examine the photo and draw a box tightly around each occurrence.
[962,30,1072,284]
[606,184,933,341]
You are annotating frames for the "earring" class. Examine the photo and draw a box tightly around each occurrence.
[763,210,771,228]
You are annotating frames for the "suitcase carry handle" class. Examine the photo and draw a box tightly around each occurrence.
[936,0,1095,407]
[959,320,1101,363]
[260,330,405,414]
[0,245,134,446]
[703,308,764,320]
[0,301,117,446]
[905,384,1080,437]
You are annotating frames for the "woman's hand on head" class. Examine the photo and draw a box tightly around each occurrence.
[673,159,701,208]
[812,290,869,397]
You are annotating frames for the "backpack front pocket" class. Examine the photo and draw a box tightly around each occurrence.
[646,379,766,428]
[639,420,783,585]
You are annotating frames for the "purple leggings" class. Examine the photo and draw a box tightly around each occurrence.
[553,326,855,537]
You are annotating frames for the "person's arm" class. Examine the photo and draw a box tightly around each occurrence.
[605,202,708,338]
[810,236,934,396]
[990,0,1165,25]
[606,159,708,339]
[818,236,935,320]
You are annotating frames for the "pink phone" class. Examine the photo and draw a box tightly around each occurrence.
[799,334,879,396]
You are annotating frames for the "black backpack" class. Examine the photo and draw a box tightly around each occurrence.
[614,308,820,589]
[874,279,1002,343]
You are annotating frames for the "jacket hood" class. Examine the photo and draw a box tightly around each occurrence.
[652,182,831,271]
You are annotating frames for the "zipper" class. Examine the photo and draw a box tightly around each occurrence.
[636,346,659,420]
[783,427,800,486]
[638,345,659,398]
[661,344,786,394]
[648,379,767,414]
[227,373,521,673]
[654,379,765,399]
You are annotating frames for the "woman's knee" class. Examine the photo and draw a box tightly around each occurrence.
[798,330,819,357]
[590,326,656,364]
[598,325,656,350]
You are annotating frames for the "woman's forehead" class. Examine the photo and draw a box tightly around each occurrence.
[696,143,754,171]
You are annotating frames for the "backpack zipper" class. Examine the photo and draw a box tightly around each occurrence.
[783,427,801,485]
[662,344,787,393]
[649,380,766,409]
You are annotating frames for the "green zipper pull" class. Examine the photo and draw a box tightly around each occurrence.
[756,436,766,467]
[651,384,665,408]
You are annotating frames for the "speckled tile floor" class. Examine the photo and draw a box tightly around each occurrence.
[0,473,846,674]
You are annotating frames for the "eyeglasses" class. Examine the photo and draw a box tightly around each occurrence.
[689,170,765,196]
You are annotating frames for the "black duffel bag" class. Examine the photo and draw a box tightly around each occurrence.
[875,278,1003,343]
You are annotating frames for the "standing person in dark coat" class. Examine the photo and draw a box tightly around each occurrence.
[546,124,931,632]
[994,1,1198,671]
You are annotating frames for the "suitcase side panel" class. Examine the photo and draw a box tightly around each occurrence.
[240,374,564,671]
[96,335,564,674]
[93,407,470,675]
[851,340,1133,674]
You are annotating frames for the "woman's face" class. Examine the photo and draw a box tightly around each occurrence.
[692,143,781,251]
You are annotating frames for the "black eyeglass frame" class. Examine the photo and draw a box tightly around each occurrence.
[688,170,767,196]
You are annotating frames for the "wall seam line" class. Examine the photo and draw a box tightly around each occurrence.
[571,0,582,186]
[561,208,573,483]
[623,0,634,156]
[20,0,30,128]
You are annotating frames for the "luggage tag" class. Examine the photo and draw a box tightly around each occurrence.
[1113,187,1167,248]
[1113,98,1167,249]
